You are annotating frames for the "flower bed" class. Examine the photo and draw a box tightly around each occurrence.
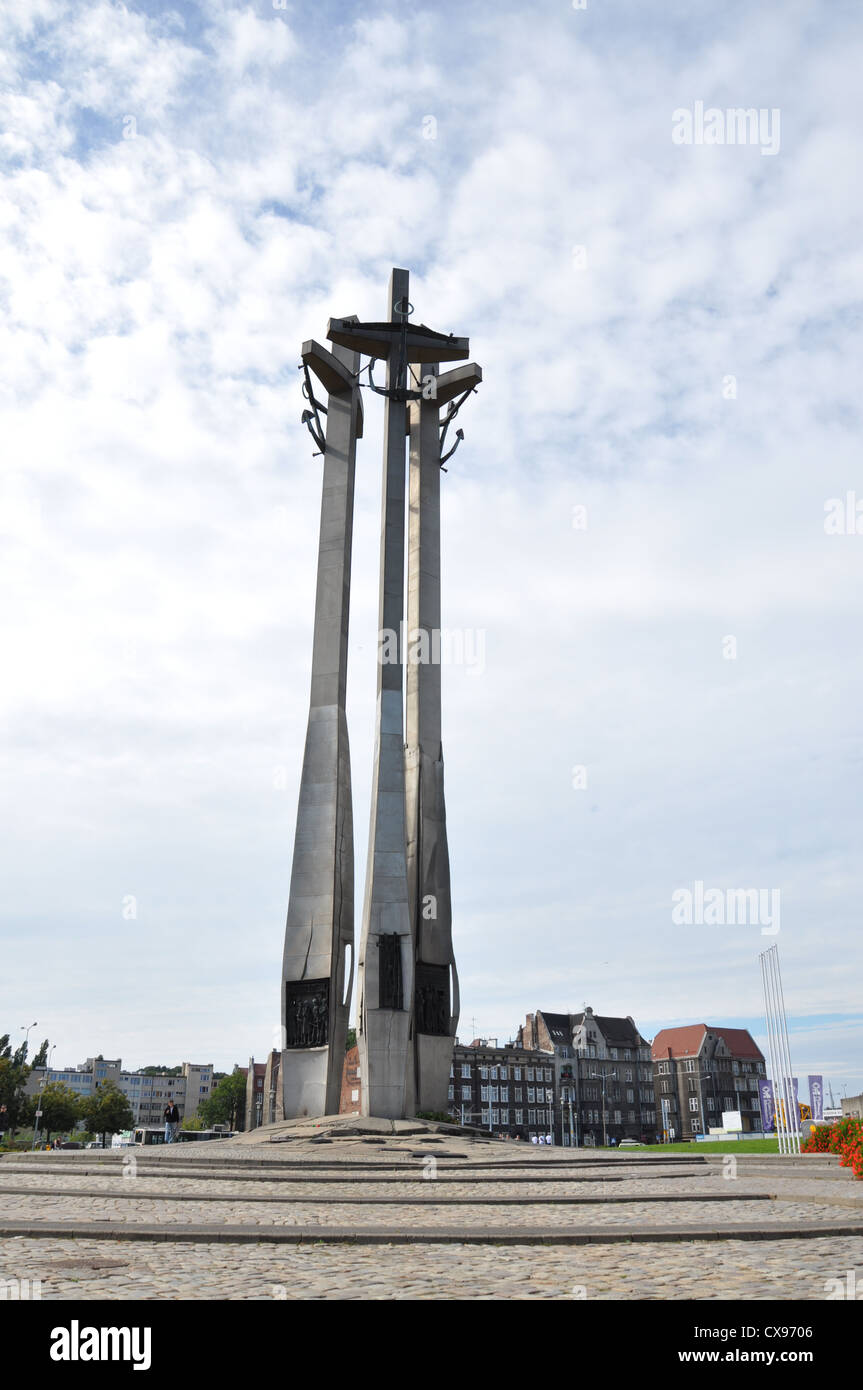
[801,1116,863,1177]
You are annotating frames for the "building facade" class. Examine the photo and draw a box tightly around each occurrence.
[339,1044,362,1116]
[517,1008,657,1145]
[841,1093,862,1121]
[243,1060,268,1131]
[448,1039,558,1142]
[651,1025,766,1138]
[25,1058,214,1127]
[242,1051,284,1131]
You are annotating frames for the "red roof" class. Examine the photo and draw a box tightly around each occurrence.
[652,1025,762,1062]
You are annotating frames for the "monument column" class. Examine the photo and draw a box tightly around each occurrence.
[327,275,471,1117]
[356,269,415,1119]
[406,361,481,1112]
[281,338,362,1118]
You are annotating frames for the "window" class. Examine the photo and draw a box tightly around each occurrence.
[613,1110,621,1124]
[628,1110,635,1123]
[480,1085,489,1102]
[684,1059,696,1073]
[515,1087,523,1102]
[490,1067,498,1081]
[707,1096,715,1109]
[481,1110,489,1126]
[689,1097,699,1112]
[500,1086,509,1102]
[513,1067,521,1081]
[447,1086,454,1100]
[480,1066,488,1080]
[501,1109,510,1125]
[609,1049,618,1061]
[461,1086,471,1100]
[625,1069,633,1083]
[461,1064,471,1078]
[544,1068,552,1082]
[691,1118,699,1132]
[527,1087,535,1103]
[515,1110,523,1125]
[528,1109,536,1125]
[490,1087,499,1103]
[351,1089,359,1102]
[499,1067,508,1081]
[526,1067,534,1081]
[491,1110,500,1125]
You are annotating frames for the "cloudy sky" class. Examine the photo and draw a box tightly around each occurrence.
[1,0,861,1097]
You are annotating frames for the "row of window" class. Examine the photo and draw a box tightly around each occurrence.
[479,1109,550,1127]
[454,1064,555,1082]
[657,1059,766,1077]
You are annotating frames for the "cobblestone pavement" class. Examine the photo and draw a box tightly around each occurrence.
[1,1233,861,1299]
[1,1138,858,1299]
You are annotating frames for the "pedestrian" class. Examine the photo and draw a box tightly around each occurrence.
[163,1102,180,1144]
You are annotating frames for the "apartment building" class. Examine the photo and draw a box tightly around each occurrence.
[651,1025,765,1137]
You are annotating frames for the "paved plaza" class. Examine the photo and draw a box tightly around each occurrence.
[1,1120,861,1299]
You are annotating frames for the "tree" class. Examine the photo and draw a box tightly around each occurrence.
[82,1082,133,1146]
[32,1039,49,1068]
[34,1083,80,1143]
[181,1115,204,1131]
[198,1069,247,1130]
[0,1054,32,1137]
[138,1065,182,1077]
[345,1028,357,1051]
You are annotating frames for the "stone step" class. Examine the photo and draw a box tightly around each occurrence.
[1,1218,861,1246]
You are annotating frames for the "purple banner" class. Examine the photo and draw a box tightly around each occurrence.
[792,1077,801,1130]
[808,1075,824,1123]
[758,1079,775,1133]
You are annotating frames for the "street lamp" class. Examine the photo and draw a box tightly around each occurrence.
[20,1022,37,1058]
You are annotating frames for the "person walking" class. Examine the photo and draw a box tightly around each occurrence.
[163,1102,180,1144]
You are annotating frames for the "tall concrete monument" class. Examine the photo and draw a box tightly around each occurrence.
[281,270,481,1119]
[280,336,363,1117]
[406,357,481,1113]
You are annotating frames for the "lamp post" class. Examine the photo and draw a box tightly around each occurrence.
[20,1022,37,1058]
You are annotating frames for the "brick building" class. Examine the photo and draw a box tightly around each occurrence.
[340,1044,362,1115]
[651,1025,766,1138]
[448,1039,557,1142]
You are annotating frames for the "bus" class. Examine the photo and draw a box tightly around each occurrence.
[127,1125,236,1146]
